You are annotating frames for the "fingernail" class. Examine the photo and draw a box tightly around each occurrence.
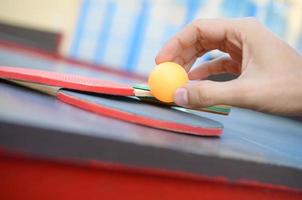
[174,88,188,106]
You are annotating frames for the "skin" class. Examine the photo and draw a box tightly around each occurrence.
[155,18,302,116]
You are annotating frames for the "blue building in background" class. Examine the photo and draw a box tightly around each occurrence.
[69,0,300,75]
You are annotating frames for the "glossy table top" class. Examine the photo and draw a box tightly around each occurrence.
[0,47,302,189]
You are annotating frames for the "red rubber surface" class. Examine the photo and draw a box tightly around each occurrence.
[0,40,147,81]
[0,66,134,96]
[0,66,222,136]
[1,153,301,200]
[57,91,223,136]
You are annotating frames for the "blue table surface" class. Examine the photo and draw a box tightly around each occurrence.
[0,47,302,189]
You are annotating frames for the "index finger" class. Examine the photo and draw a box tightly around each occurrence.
[155,18,241,68]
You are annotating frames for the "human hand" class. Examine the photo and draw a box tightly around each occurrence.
[155,18,302,116]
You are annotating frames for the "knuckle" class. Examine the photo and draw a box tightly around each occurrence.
[198,87,214,106]
[232,79,252,105]
[198,93,213,106]
[188,82,214,106]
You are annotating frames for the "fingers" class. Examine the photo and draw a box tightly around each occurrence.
[155,18,243,71]
[174,80,246,108]
[155,32,205,71]
[155,22,202,64]
[183,56,198,72]
[188,56,241,80]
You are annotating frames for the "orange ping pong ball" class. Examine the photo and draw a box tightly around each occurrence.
[148,62,188,103]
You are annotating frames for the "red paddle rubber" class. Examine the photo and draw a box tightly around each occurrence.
[57,91,223,136]
[0,66,134,96]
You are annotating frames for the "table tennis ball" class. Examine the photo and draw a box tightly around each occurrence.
[148,62,188,103]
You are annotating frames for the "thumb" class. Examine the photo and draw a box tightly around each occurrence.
[173,80,245,108]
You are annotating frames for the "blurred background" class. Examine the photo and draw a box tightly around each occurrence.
[0,0,302,77]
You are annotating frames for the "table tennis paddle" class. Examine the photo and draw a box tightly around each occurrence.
[132,84,231,115]
[0,66,230,115]
[6,79,223,136]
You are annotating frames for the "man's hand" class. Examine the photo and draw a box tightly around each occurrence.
[155,18,302,116]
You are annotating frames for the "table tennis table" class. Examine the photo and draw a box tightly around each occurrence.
[0,44,301,199]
